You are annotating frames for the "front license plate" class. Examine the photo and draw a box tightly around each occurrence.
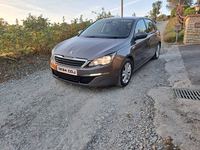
[57,66,77,76]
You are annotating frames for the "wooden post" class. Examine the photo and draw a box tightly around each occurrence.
[182,8,185,26]
[121,0,123,18]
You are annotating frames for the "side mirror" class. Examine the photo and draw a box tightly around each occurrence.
[152,19,157,24]
[136,32,148,39]
[78,30,83,35]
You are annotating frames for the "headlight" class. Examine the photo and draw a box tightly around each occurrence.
[89,52,116,66]
[51,48,55,63]
[51,47,55,56]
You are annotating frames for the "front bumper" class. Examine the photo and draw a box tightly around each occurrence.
[50,58,122,87]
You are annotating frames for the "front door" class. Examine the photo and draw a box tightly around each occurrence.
[131,19,150,68]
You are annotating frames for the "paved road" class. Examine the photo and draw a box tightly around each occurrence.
[156,21,169,37]
[149,43,200,150]
[179,45,200,85]
[0,21,170,150]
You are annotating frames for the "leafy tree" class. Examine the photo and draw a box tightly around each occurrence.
[0,18,8,26]
[166,0,193,10]
[92,7,115,21]
[148,1,162,20]
[195,0,200,4]
[132,12,136,17]
[158,14,166,19]
[153,1,162,20]
[148,10,154,19]
[0,18,4,24]
[22,13,49,32]
[171,7,178,17]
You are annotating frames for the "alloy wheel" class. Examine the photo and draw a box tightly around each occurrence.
[122,62,132,84]
[156,44,160,58]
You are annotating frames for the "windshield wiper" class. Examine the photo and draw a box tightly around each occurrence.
[105,36,126,39]
[84,36,96,38]
[84,36,110,38]
[83,36,126,39]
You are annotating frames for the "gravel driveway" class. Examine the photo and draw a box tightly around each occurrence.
[0,22,170,150]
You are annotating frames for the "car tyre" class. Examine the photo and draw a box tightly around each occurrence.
[152,43,161,60]
[117,58,133,87]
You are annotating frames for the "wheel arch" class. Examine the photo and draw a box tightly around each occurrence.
[126,55,134,70]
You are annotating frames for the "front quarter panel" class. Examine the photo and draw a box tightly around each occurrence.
[115,44,133,67]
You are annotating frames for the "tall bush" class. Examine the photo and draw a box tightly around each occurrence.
[0,14,92,57]
[184,7,200,16]
[0,8,116,58]
[92,7,115,21]
[171,7,177,17]
[180,5,190,13]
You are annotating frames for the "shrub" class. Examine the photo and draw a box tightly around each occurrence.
[158,14,166,20]
[171,7,177,17]
[0,8,117,58]
[184,7,200,17]
[164,15,170,20]
[164,29,184,43]
[0,14,92,57]
[180,5,190,13]
[177,5,186,13]
[163,17,184,43]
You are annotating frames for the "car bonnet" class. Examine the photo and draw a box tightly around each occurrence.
[53,36,128,60]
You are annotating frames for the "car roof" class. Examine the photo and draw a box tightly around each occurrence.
[100,17,150,21]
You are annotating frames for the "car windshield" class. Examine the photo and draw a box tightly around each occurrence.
[80,19,134,38]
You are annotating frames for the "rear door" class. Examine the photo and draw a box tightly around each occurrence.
[144,19,157,58]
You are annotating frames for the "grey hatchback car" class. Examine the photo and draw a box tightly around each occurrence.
[50,17,161,87]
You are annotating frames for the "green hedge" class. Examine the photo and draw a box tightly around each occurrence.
[0,14,92,57]
[171,7,177,17]
[184,7,200,17]
[180,5,190,13]
[165,15,171,20]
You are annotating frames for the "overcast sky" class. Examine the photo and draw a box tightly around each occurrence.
[1,0,170,25]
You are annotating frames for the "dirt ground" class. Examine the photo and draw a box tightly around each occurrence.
[0,55,50,84]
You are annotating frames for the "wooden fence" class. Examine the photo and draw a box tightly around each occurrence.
[176,8,186,28]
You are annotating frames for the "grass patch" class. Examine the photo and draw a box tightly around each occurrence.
[166,17,178,28]
[165,28,175,34]
[163,17,184,43]
[167,32,176,38]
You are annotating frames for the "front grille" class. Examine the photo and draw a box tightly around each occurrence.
[52,69,95,84]
[172,88,200,100]
[55,56,86,67]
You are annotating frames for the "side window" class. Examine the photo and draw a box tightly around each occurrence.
[134,19,147,35]
[145,19,155,33]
